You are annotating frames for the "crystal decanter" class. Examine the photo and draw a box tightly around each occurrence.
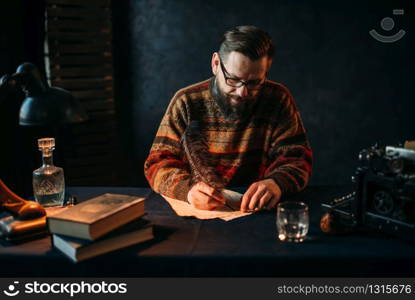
[32,137,65,207]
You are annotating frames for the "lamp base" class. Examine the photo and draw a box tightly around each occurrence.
[0,214,47,242]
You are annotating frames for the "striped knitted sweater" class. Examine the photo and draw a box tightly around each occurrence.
[144,77,312,201]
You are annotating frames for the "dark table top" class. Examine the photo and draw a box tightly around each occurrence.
[1,185,415,277]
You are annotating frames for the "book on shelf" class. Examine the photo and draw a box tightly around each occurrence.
[53,218,153,263]
[48,193,147,240]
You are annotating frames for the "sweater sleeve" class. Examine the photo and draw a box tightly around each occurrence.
[144,93,191,201]
[263,88,313,195]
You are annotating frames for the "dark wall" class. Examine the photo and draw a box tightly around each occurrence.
[0,0,46,195]
[1,1,414,193]
[112,0,415,187]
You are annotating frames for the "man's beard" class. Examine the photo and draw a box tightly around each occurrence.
[212,77,257,120]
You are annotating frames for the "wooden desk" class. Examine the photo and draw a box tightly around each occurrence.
[0,186,414,277]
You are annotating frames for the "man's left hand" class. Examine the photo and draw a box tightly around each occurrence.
[240,179,282,212]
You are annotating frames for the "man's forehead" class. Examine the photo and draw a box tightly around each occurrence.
[223,51,269,79]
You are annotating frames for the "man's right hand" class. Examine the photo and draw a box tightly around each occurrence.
[187,182,226,210]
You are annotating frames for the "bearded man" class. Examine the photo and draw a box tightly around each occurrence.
[144,25,312,212]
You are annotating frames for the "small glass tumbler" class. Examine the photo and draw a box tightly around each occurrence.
[276,201,309,242]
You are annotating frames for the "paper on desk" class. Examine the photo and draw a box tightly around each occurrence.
[162,189,252,221]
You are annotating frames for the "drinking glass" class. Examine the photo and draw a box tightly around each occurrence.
[276,201,309,242]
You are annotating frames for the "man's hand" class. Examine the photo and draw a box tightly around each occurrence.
[241,179,282,212]
[187,182,226,210]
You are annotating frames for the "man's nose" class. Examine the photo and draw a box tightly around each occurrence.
[236,85,248,97]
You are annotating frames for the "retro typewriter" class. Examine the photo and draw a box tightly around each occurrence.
[320,141,415,240]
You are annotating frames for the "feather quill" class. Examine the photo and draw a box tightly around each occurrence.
[181,121,224,189]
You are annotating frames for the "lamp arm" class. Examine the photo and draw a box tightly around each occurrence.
[0,74,11,87]
[0,73,25,100]
[0,64,48,98]
[0,72,24,87]
[0,74,16,105]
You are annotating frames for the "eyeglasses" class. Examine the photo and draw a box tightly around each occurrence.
[219,55,266,90]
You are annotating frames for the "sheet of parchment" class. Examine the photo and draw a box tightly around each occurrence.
[162,189,252,221]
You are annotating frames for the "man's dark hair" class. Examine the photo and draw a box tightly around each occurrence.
[218,25,274,62]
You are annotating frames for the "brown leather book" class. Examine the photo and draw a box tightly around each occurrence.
[48,193,147,241]
[53,219,153,263]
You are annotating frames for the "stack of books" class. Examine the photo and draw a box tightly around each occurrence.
[48,193,153,263]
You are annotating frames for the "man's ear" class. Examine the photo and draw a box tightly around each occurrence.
[211,52,220,76]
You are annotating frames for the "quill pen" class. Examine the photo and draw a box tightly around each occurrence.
[181,121,237,210]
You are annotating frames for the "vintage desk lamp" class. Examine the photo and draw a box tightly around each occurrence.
[0,62,88,220]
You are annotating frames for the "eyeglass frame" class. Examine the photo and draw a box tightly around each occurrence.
[218,55,267,90]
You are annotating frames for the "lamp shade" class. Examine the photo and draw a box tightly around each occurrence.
[2,62,88,126]
[19,86,88,126]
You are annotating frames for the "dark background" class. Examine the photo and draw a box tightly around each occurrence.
[1,0,414,195]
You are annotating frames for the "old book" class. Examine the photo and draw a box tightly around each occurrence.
[48,193,146,240]
[53,219,153,263]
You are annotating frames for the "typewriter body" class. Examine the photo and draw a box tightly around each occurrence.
[321,141,415,240]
